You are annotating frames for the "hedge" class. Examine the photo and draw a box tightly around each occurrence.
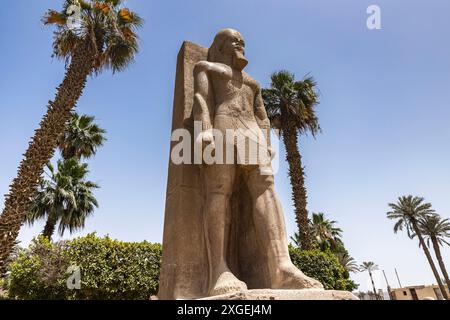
[7,234,161,300]
[289,246,358,291]
[5,235,356,299]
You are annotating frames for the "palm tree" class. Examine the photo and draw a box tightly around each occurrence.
[58,112,106,160]
[0,0,141,275]
[35,111,106,239]
[290,232,301,248]
[356,291,366,300]
[310,212,343,252]
[360,261,379,300]
[337,252,359,275]
[27,159,98,239]
[417,214,450,293]
[387,195,448,300]
[262,71,320,249]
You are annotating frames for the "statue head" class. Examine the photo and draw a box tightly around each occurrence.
[208,28,248,71]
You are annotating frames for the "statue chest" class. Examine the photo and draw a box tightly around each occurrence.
[212,76,256,104]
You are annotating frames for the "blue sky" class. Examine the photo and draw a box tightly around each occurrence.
[1,0,450,292]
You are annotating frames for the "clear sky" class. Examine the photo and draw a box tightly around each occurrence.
[1,0,450,293]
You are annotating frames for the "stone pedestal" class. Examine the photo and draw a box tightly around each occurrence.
[199,289,359,300]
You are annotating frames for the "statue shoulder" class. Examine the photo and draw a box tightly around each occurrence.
[243,72,261,92]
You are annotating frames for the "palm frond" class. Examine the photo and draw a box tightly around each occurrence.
[262,70,320,137]
[359,261,378,272]
[26,158,99,238]
[387,195,436,241]
[43,10,67,25]
[44,0,142,72]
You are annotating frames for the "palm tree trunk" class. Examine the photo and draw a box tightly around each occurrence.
[368,271,378,300]
[412,222,448,300]
[0,42,94,277]
[281,122,312,250]
[42,215,58,240]
[431,236,450,294]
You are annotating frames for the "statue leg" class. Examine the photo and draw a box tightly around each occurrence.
[245,166,323,290]
[203,164,247,296]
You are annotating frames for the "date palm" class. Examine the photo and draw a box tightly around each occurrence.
[359,261,379,300]
[58,112,106,160]
[337,252,359,275]
[310,212,343,252]
[0,0,142,275]
[417,214,450,293]
[387,195,448,299]
[27,159,98,239]
[262,71,320,250]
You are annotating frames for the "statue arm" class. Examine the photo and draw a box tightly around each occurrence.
[254,87,272,147]
[193,62,213,131]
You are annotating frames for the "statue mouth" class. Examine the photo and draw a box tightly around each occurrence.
[232,50,248,71]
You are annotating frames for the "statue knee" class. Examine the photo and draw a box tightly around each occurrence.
[260,174,275,188]
[207,181,234,199]
[251,174,275,195]
[211,188,233,198]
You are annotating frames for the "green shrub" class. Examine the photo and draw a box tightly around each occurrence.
[7,237,69,299]
[0,278,8,300]
[65,234,161,299]
[7,234,161,300]
[289,246,358,291]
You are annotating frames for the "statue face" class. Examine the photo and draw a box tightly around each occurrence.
[221,31,246,56]
[221,30,248,71]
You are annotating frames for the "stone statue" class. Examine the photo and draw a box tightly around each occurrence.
[158,29,355,300]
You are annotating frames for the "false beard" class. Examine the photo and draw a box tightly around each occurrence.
[232,50,248,71]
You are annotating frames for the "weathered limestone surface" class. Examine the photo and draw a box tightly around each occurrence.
[200,289,359,300]
[157,41,209,300]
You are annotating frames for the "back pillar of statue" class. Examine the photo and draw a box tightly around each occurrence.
[158,42,208,300]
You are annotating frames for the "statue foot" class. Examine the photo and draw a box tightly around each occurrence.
[209,271,248,296]
[272,262,324,290]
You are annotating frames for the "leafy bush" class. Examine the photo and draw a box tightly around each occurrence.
[289,246,358,291]
[7,234,161,300]
[0,278,8,300]
[7,237,69,299]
